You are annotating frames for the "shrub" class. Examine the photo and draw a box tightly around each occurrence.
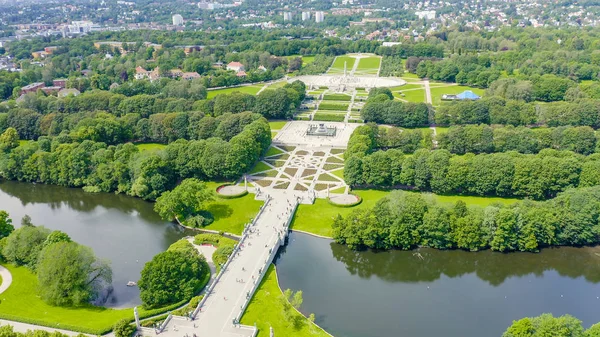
[318,102,349,110]
[113,319,136,337]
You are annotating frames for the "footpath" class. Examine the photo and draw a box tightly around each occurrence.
[151,190,311,337]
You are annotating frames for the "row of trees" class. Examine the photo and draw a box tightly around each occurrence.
[2,81,304,141]
[438,125,598,155]
[0,214,111,306]
[361,88,430,127]
[333,186,600,252]
[435,97,600,128]
[0,117,270,200]
[345,126,600,199]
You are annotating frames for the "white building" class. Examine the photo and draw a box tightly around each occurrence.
[67,21,94,34]
[283,12,292,21]
[302,11,311,21]
[172,14,184,25]
[415,10,436,20]
[315,11,324,23]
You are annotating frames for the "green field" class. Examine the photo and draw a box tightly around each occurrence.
[249,161,272,174]
[135,143,166,152]
[0,264,133,334]
[430,85,485,106]
[313,114,345,122]
[206,84,264,99]
[394,89,426,103]
[327,56,357,74]
[291,189,519,237]
[302,55,315,65]
[203,182,263,235]
[354,56,381,75]
[241,265,330,337]
[265,146,284,157]
[322,94,352,101]
[18,140,30,146]
[268,121,288,130]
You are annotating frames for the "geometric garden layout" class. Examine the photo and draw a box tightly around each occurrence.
[246,145,348,195]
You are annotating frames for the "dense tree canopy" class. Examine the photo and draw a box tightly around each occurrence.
[37,241,112,306]
[334,186,600,252]
[138,240,208,308]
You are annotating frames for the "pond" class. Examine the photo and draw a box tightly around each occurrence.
[0,181,195,308]
[276,231,600,337]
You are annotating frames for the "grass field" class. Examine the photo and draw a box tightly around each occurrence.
[204,182,263,235]
[135,143,166,152]
[265,146,284,157]
[430,85,485,106]
[0,264,133,334]
[327,56,357,74]
[206,84,264,99]
[354,56,381,75]
[18,140,30,146]
[394,89,426,103]
[291,189,519,237]
[241,265,330,337]
[250,161,272,174]
[302,56,315,65]
[268,121,288,130]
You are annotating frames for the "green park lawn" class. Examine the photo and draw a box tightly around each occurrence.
[250,161,272,174]
[135,143,166,152]
[301,55,315,65]
[291,189,519,238]
[18,140,30,146]
[241,265,330,337]
[268,121,288,130]
[394,88,426,103]
[0,264,133,334]
[327,56,356,74]
[355,57,381,75]
[206,84,264,99]
[203,182,263,235]
[265,146,284,157]
[430,85,485,106]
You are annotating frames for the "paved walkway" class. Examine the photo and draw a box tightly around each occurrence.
[424,80,432,104]
[0,266,12,294]
[155,191,306,337]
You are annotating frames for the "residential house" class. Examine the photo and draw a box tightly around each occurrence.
[226,61,245,72]
[20,82,45,95]
[182,72,201,80]
[53,79,67,88]
[135,66,150,80]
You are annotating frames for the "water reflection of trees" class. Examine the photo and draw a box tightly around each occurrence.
[330,242,600,286]
[0,181,162,223]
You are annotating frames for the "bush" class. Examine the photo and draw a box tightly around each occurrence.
[313,114,345,122]
[193,233,237,247]
[113,319,136,337]
[318,102,349,110]
[322,94,352,101]
[213,245,234,267]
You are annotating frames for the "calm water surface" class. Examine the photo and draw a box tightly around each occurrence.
[276,231,600,337]
[0,181,194,308]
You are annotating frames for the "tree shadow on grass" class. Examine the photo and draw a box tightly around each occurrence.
[206,204,234,221]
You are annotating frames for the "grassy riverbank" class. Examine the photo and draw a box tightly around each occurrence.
[202,182,263,235]
[0,264,132,334]
[291,189,519,238]
[241,265,331,337]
